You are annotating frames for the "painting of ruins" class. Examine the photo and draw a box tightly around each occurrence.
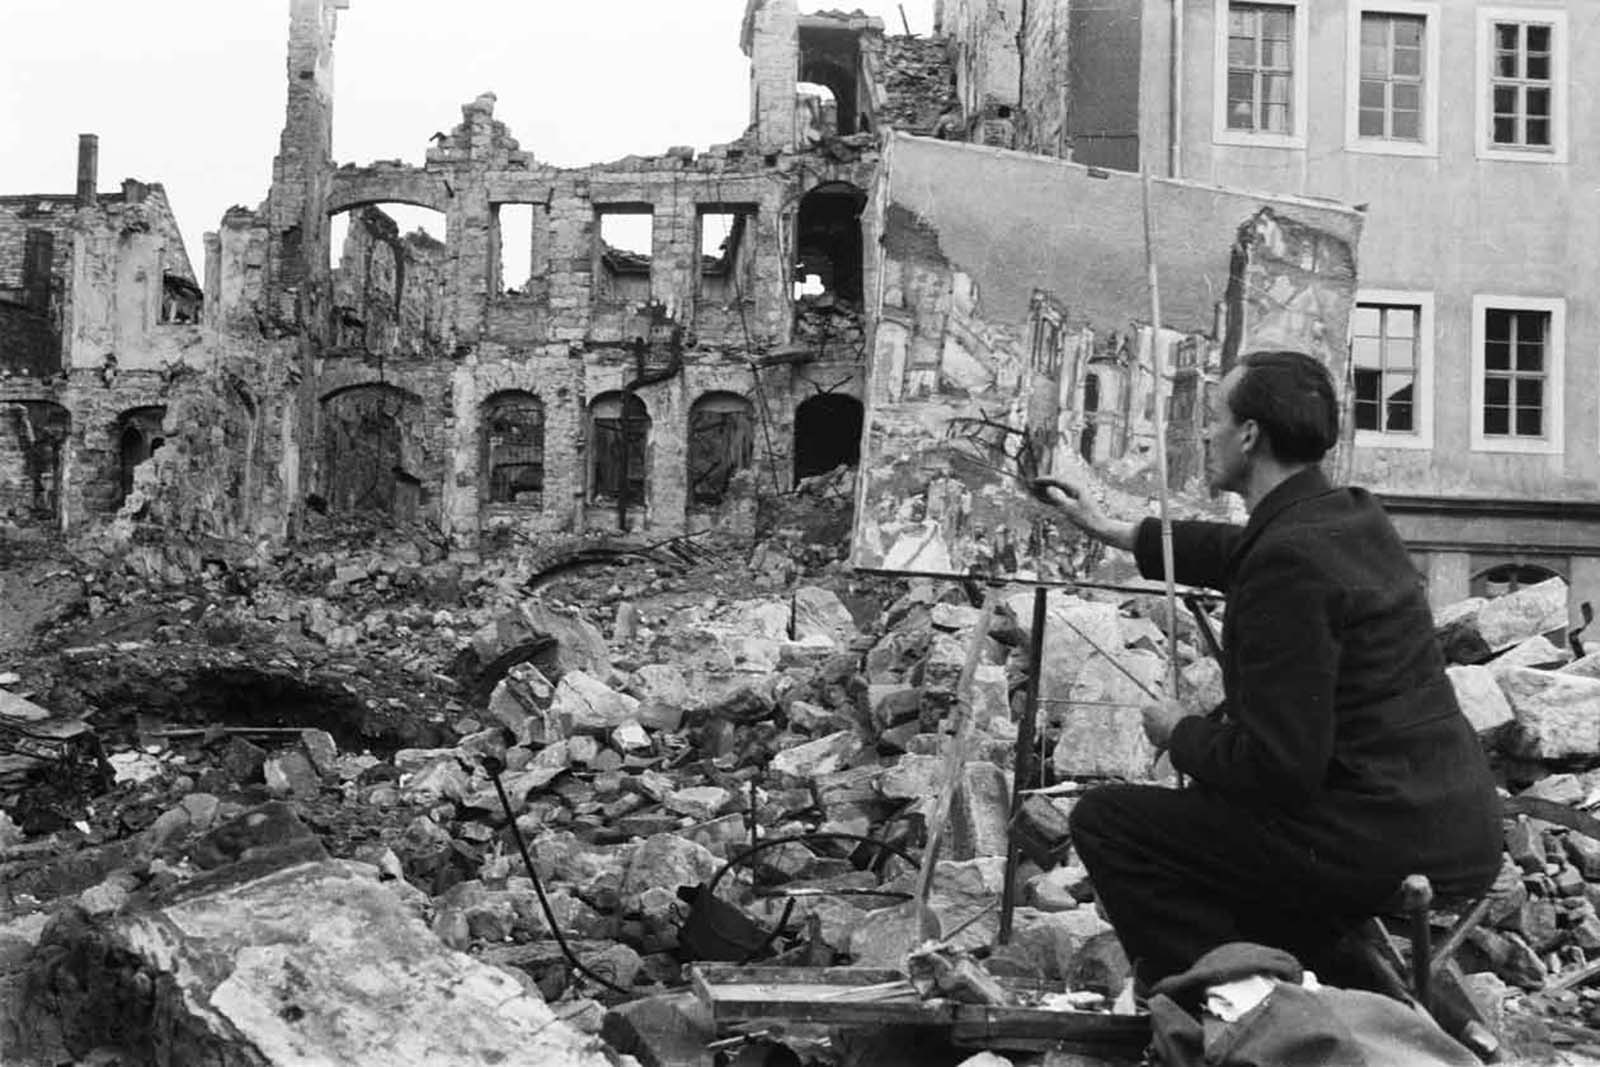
[851,133,1364,581]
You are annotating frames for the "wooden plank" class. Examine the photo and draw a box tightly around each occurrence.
[691,963,1150,1051]
[951,1004,1151,1045]
[693,965,905,987]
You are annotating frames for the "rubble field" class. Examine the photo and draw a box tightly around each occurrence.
[4,486,1600,1066]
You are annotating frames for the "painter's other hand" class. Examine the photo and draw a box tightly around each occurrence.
[1141,699,1191,749]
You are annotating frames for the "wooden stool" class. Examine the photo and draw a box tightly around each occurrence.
[1350,874,1500,1062]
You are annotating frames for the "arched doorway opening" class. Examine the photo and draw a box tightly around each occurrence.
[793,393,863,482]
[115,406,167,507]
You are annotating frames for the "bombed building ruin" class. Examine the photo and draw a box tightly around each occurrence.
[1,0,956,549]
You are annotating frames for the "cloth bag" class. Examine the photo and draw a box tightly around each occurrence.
[1145,942,1480,1067]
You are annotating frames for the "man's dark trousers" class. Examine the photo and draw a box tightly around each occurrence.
[1069,781,1400,987]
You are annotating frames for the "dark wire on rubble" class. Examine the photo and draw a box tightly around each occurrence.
[483,756,638,999]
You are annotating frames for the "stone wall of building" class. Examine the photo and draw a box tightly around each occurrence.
[5,0,905,549]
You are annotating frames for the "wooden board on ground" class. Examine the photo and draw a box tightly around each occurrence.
[690,965,1150,1054]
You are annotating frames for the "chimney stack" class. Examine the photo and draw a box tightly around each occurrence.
[76,134,98,207]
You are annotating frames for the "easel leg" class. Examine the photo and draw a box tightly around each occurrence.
[999,585,1049,943]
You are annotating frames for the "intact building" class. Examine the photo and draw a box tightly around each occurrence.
[939,0,1600,607]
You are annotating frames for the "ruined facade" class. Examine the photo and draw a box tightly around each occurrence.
[0,0,955,548]
[0,134,203,531]
[153,0,926,549]
[938,0,1600,607]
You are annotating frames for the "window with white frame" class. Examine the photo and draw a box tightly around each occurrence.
[1470,295,1564,454]
[1476,9,1567,162]
[1215,0,1306,147]
[1358,13,1424,140]
[1351,303,1419,436]
[1226,4,1295,134]
[1347,4,1439,155]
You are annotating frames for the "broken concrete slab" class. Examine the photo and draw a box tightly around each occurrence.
[516,601,614,678]
[1499,666,1600,759]
[551,670,642,736]
[1447,664,1515,741]
[663,786,731,822]
[488,662,555,745]
[1490,634,1571,674]
[1476,579,1571,652]
[791,585,858,646]
[619,833,718,899]
[628,663,693,709]
[601,993,716,1067]
[769,729,864,781]
[9,860,626,1066]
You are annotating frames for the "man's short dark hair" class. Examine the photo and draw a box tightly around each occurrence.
[1228,350,1339,463]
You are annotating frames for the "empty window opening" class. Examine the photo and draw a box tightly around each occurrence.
[115,406,167,507]
[688,393,755,507]
[160,273,203,324]
[482,391,545,508]
[794,184,867,309]
[493,203,538,296]
[698,207,757,308]
[793,393,862,481]
[799,25,863,133]
[1472,562,1563,599]
[21,228,54,312]
[320,384,422,522]
[798,82,840,137]
[1079,375,1102,462]
[2,401,69,522]
[589,392,650,505]
[596,208,653,305]
[327,204,447,351]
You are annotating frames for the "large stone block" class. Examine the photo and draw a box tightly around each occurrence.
[970,663,1011,727]
[517,601,613,677]
[849,857,1008,965]
[1498,666,1600,760]
[627,663,692,710]
[549,670,641,736]
[8,861,621,1066]
[791,586,858,646]
[1006,594,1126,707]
[1489,635,1570,674]
[1476,578,1570,651]
[1053,704,1161,780]
[880,754,945,800]
[1446,664,1514,741]
[619,833,718,898]
[770,730,864,782]
[948,761,1013,859]
[487,662,555,745]
[1560,653,1600,681]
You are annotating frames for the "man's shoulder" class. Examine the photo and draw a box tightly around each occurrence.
[1246,488,1404,566]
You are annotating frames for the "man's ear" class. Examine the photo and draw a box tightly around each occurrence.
[1239,419,1261,454]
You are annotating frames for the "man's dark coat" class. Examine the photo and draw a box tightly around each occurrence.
[1133,466,1500,898]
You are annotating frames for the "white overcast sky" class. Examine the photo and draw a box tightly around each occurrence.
[1,0,937,275]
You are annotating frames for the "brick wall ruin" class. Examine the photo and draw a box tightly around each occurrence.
[113,0,900,551]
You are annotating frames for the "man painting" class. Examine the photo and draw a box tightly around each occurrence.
[1031,350,1501,988]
